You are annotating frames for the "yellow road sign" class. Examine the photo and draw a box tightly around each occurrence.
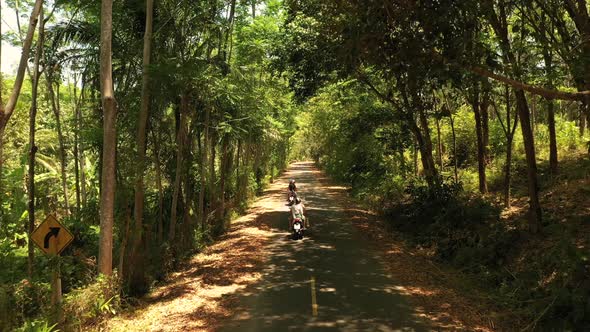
[31,215,74,255]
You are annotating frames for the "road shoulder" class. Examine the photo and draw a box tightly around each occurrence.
[311,167,497,332]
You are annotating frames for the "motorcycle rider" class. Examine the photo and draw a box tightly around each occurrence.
[287,179,297,203]
[289,196,307,230]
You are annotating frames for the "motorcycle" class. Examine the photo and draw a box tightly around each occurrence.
[292,217,304,240]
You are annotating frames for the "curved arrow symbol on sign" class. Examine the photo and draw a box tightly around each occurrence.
[44,227,60,248]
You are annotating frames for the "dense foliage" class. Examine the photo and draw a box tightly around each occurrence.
[283,0,590,329]
[0,0,296,329]
[1,0,590,330]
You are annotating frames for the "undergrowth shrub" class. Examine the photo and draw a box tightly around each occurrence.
[387,178,590,329]
[62,272,121,330]
[507,232,590,330]
[14,280,51,323]
[0,284,15,331]
[14,320,58,332]
[389,178,509,270]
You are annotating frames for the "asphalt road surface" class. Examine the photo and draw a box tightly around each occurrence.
[218,162,430,332]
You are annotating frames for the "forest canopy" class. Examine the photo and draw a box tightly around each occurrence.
[1,0,589,330]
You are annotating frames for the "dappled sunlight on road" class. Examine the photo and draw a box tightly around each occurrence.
[104,162,489,332]
[343,191,494,331]
[217,162,430,332]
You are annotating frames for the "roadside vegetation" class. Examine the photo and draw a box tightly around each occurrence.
[285,1,590,330]
[1,0,590,330]
[1,0,293,330]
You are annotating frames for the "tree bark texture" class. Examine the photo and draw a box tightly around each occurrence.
[199,107,210,231]
[98,0,117,276]
[151,128,164,243]
[470,93,488,194]
[515,90,542,232]
[130,0,154,277]
[27,8,44,278]
[169,95,188,243]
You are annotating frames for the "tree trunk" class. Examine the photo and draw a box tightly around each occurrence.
[199,107,210,232]
[216,138,227,225]
[151,128,164,244]
[182,122,195,249]
[251,0,256,19]
[531,94,536,136]
[217,137,233,230]
[471,95,488,193]
[209,130,217,220]
[130,0,154,277]
[0,0,44,196]
[224,0,237,62]
[46,77,70,215]
[412,138,418,177]
[98,0,116,276]
[27,8,44,278]
[450,115,458,183]
[182,175,192,249]
[78,88,87,208]
[543,50,558,173]
[481,92,490,164]
[502,85,518,207]
[73,108,81,215]
[169,95,188,243]
[243,144,251,199]
[117,203,131,278]
[435,117,443,171]
[504,136,513,207]
[417,108,438,182]
[580,103,587,136]
[486,2,543,231]
[72,80,86,215]
[236,140,241,201]
[515,89,542,233]
[409,116,437,184]
[548,99,558,173]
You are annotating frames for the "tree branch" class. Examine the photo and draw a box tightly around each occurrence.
[434,52,590,102]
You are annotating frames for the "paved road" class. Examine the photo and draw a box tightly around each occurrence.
[218,162,430,332]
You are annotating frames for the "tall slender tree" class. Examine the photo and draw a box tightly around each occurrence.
[130,0,155,278]
[0,0,44,196]
[45,71,70,215]
[27,7,45,278]
[98,0,116,276]
[483,0,542,232]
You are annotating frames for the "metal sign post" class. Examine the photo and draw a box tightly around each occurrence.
[31,215,73,325]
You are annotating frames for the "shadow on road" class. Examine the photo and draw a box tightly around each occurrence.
[108,162,432,332]
[215,162,430,332]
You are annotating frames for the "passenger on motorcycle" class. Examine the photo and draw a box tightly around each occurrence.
[289,197,307,230]
[287,179,297,203]
[288,179,297,192]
